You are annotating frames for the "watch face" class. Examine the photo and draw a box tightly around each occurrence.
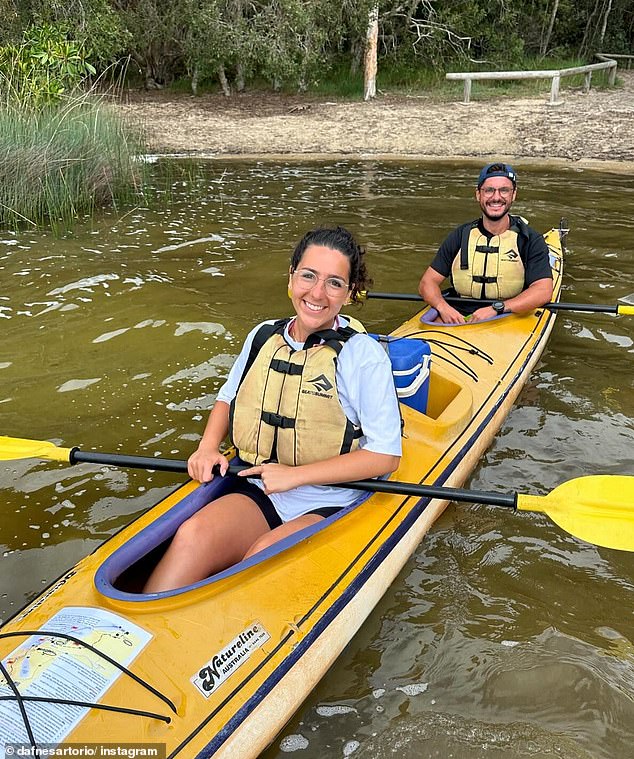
[492,301,505,313]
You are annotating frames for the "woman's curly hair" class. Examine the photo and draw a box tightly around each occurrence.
[290,226,372,303]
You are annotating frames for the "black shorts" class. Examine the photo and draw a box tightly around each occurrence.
[231,479,283,529]
[231,480,342,527]
[308,506,342,519]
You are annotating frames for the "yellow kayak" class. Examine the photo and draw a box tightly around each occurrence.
[0,227,564,757]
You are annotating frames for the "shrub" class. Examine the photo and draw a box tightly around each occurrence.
[0,23,96,109]
[0,24,146,231]
[0,96,146,230]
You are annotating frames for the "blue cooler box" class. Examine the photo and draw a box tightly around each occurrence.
[369,335,431,413]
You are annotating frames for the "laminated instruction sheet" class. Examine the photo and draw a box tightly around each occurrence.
[0,606,152,747]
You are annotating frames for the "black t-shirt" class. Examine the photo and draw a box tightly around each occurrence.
[430,217,553,290]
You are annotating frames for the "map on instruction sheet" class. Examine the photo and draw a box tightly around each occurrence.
[0,606,152,747]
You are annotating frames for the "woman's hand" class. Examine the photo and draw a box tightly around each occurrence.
[188,447,229,483]
[237,462,299,494]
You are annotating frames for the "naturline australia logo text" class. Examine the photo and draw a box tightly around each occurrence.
[191,622,270,697]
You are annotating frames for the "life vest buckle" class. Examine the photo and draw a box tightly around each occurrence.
[271,358,303,376]
[261,411,295,429]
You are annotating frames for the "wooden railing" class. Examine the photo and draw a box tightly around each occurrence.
[596,53,634,69]
[446,58,618,105]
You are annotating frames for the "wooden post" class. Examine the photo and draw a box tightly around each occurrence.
[363,5,379,101]
[608,63,617,84]
[584,71,592,93]
[463,78,472,104]
[549,74,561,105]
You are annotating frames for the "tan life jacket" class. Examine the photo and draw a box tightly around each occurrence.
[230,318,364,466]
[451,216,527,299]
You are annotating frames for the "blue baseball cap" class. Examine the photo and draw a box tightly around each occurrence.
[477,163,517,188]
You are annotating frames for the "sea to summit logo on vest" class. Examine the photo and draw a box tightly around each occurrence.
[505,250,520,261]
[192,622,270,698]
[308,374,333,392]
[303,373,334,398]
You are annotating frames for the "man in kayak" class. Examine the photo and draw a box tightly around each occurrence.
[418,162,553,324]
[144,226,402,593]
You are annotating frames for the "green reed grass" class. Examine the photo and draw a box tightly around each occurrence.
[0,95,147,231]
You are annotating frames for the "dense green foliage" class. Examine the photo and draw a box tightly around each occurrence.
[1,0,631,94]
[0,23,96,107]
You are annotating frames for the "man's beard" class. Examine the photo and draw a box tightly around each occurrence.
[482,204,510,222]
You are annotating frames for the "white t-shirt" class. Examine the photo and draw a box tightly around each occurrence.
[217,317,402,521]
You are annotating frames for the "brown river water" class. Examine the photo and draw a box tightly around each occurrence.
[1,159,633,757]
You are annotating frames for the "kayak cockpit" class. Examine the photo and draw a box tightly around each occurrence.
[95,339,473,604]
[94,473,371,602]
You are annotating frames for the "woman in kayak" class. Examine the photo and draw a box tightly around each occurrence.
[144,226,402,592]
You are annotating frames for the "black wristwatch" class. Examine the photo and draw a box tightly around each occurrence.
[491,301,506,314]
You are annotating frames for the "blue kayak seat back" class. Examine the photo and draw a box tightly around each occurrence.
[369,334,431,413]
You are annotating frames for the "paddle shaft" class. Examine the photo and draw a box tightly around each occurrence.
[68,449,517,509]
[366,291,625,314]
[6,438,632,550]
[70,449,189,473]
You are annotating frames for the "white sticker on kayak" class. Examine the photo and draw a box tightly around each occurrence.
[192,622,270,698]
[0,606,152,747]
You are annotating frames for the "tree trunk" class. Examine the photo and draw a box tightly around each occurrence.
[235,64,245,92]
[218,63,231,97]
[540,0,560,57]
[350,39,363,76]
[578,0,602,57]
[364,4,379,101]
[191,65,199,96]
[599,0,613,46]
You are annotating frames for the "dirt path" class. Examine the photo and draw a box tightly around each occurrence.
[117,71,634,171]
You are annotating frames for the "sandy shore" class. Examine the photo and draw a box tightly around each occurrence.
[116,70,634,171]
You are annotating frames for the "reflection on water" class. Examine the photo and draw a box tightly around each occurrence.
[1,160,633,758]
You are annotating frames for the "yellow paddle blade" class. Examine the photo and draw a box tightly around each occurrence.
[617,294,634,315]
[0,435,73,463]
[517,475,634,551]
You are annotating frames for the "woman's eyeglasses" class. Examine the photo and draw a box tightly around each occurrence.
[480,186,514,197]
[292,269,349,296]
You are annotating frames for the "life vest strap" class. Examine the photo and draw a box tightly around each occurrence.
[472,275,498,284]
[271,358,303,376]
[238,319,290,393]
[475,244,499,254]
[459,221,478,270]
[261,411,296,429]
[304,326,357,351]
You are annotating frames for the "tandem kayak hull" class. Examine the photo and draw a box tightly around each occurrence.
[0,229,564,757]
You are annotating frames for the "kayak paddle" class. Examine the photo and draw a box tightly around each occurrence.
[1,435,632,551]
[363,291,634,315]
